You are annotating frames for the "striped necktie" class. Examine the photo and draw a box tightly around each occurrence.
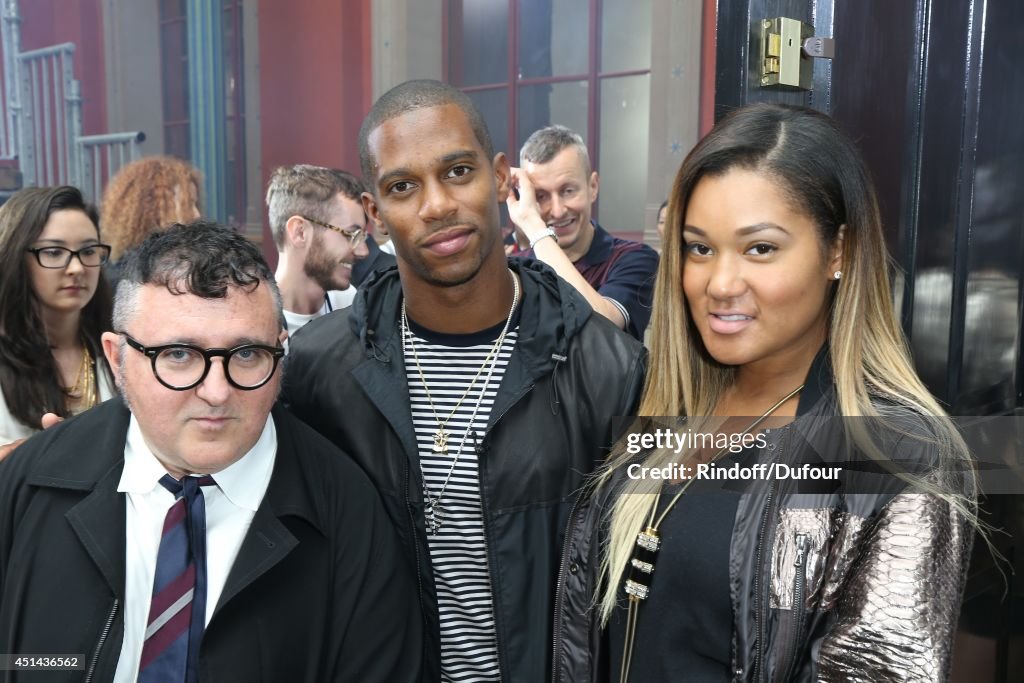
[138,474,216,683]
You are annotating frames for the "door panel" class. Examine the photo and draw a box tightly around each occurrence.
[713,1,1024,679]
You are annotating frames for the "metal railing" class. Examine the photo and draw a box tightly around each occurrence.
[0,0,147,198]
[78,131,146,202]
[0,0,21,160]
[17,42,80,187]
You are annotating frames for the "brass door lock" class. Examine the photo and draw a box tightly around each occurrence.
[759,17,835,90]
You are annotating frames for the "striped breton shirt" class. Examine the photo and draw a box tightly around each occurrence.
[404,310,520,683]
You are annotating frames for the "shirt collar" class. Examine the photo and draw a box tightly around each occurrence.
[117,413,277,512]
[576,221,613,267]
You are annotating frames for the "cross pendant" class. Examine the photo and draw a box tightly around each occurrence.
[432,428,449,454]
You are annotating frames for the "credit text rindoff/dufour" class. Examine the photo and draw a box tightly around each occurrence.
[626,462,843,481]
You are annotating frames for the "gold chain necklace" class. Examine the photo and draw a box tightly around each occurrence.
[63,345,97,412]
[402,268,518,454]
[618,384,804,683]
[402,269,519,535]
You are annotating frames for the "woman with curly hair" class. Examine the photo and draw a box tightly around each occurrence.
[100,155,201,271]
[0,186,116,445]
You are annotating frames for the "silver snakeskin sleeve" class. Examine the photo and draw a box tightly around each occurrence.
[816,492,972,682]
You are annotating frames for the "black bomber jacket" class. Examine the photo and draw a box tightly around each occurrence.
[282,259,647,682]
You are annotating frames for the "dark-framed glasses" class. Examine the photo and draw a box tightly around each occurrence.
[119,332,284,391]
[302,216,367,249]
[26,244,111,269]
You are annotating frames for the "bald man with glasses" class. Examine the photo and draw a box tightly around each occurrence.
[0,221,421,682]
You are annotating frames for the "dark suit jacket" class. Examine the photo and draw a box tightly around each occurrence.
[0,400,422,682]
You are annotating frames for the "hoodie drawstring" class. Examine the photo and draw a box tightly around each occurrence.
[550,353,567,415]
[365,328,390,363]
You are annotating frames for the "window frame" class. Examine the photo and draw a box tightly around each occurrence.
[442,0,652,176]
[158,0,247,225]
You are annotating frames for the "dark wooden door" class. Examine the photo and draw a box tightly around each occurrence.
[714,1,1024,679]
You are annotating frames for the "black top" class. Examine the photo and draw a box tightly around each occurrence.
[608,457,745,682]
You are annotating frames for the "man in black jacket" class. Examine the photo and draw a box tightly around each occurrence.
[0,223,421,682]
[283,79,646,682]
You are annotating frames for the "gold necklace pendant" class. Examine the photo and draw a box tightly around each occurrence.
[432,428,449,454]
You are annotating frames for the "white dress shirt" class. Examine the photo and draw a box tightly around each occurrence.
[112,414,277,683]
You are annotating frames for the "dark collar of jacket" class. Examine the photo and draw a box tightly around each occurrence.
[795,344,834,416]
[351,233,398,288]
[21,399,324,608]
[348,256,594,382]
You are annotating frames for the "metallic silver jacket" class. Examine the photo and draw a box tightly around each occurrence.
[553,367,974,682]
[729,421,973,682]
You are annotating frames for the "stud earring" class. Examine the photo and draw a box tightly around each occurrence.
[834,271,842,280]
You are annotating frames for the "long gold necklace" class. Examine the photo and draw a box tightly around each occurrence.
[402,269,519,535]
[402,268,518,455]
[63,345,97,413]
[618,384,804,683]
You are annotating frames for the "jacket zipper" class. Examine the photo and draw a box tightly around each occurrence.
[452,358,558,680]
[476,436,505,683]
[753,429,788,683]
[782,534,810,681]
[550,490,586,683]
[402,461,427,638]
[752,481,776,683]
[84,598,118,683]
[476,382,536,682]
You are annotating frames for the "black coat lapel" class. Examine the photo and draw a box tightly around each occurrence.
[65,462,128,599]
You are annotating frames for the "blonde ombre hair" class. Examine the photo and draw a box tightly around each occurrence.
[598,104,977,623]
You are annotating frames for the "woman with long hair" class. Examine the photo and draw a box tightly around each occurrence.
[554,104,976,681]
[0,186,116,443]
[100,155,201,272]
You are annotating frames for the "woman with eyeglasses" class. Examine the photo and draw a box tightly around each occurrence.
[0,186,116,445]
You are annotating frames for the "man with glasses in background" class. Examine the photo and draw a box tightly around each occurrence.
[0,222,421,682]
[266,164,370,336]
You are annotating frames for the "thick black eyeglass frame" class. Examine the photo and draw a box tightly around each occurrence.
[119,332,284,391]
[26,244,112,268]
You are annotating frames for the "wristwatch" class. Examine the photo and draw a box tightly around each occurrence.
[529,228,558,249]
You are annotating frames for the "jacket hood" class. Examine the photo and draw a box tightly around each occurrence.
[347,259,594,376]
